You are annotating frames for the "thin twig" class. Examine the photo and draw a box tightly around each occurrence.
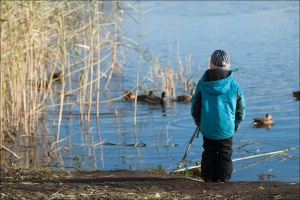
[177,126,200,169]
[232,146,299,162]
[0,145,21,159]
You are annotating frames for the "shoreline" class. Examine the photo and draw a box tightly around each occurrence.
[1,168,299,199]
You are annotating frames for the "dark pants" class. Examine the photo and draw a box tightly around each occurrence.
[201,136,233,181]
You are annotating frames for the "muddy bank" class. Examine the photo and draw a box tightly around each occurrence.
[0,168,299,199]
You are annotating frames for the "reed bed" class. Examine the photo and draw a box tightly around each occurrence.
[0,1,128,168]
[0,0,197,170]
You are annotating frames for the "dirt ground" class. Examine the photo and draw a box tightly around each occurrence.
[0,168,299,200]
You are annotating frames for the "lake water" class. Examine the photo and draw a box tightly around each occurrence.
[48,1,299,182]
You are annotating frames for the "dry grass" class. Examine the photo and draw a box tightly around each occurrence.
[0,1,197,170]
[0,1,129,168]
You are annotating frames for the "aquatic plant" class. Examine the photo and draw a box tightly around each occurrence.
[0,0,127,168]
[0,0,198,170]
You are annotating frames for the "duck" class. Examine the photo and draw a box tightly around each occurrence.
[123,91,135,101]
[173,89,195,103]
[292,91,300,100]
[253,113,274,125]
[52,71,63,81]
[37,80,49,91]
[137,91,156,102]
[145,91,167,105]
[123,91,156,102]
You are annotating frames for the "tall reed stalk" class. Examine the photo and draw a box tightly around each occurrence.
[133,1,143,127]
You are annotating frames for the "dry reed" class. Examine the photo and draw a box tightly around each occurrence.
[0,1,128,168]
[0,0,196,170]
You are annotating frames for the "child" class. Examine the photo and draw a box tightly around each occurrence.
[191,49,246,182]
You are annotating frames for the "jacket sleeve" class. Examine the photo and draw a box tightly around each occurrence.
[235,86,246,125]
[191,90,202,122]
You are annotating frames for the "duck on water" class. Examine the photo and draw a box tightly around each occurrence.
[253,113,274,129]
[123,91,156,102]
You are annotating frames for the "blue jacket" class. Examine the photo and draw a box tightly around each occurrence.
[191,69,246,140]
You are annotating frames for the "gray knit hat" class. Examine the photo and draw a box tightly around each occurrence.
[209,50,230,70]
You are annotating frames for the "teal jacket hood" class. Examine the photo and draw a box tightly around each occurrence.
[201,71,233,95]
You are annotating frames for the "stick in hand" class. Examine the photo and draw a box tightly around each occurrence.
[177,126,200,169]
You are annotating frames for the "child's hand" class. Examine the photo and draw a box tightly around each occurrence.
[234,124,240,132]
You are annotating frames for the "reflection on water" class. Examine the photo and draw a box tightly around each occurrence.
[253,124,274,130]
[2,1,299,182]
